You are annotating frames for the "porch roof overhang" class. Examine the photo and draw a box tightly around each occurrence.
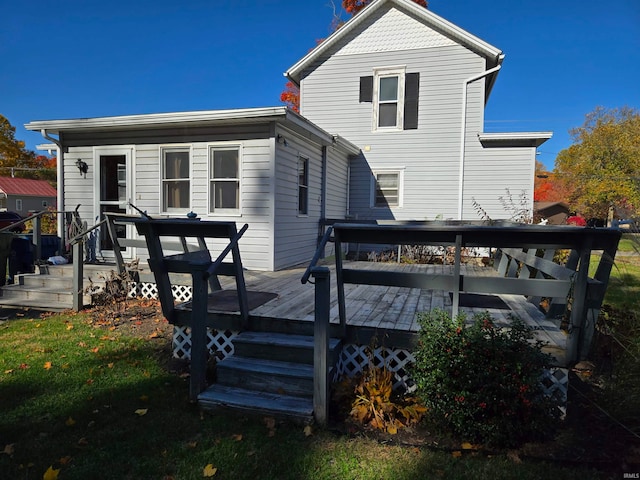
[25,106,360,156]
[284,0,504,99]
[478,131,553,148]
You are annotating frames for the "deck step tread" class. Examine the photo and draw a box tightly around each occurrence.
[217,356,313,378]
[234,331,341,350]
[198,384,313,420]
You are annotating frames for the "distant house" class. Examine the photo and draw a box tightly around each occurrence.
[0,176,57,213]
[25,0,551,271]
[534,201,570,225]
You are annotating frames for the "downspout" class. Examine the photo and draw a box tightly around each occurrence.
[457,62,503,220]
[40,129,65,240]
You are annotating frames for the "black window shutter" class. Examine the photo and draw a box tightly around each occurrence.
[359,76,373,103]
[403,72,420,130]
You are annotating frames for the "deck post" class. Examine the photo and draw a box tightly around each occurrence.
[312,266,330,426]
[451,234,462,319]
[72,239,84,311]
[189,271,209,401]
[32,215,42,262]
[566,239,592,363]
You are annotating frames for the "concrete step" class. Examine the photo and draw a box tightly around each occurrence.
[198,384,313,423]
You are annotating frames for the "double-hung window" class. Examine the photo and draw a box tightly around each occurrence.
[374,67,405,131]
[298,156,309,215]
[360,67,419,131]
[161,147,190,213]
[209,146,240,214]
[372,170,403,208]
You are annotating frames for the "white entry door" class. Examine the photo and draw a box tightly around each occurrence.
[94,147,133,259]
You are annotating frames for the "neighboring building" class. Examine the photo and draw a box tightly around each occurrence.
[534,201,570,225]
[0,176,57,213]
[25,0,551,271]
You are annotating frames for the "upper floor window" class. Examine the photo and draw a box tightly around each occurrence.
[209,146,240,214]
[161,147,190,213]
[360,68,419,131]
[298,156,309,215]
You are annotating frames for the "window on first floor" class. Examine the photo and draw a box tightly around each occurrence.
[298,156,309,215]
[209,146,240,214]
[372,170,403,208]
[161,147,190,213]
[15,198,23,212]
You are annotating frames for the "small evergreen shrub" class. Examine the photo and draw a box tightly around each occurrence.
[411,309,561,447]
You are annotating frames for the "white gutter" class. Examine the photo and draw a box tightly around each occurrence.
[457,61,503,220]
[40,129,65,240]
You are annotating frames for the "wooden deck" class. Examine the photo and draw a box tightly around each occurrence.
[202,260,567,364]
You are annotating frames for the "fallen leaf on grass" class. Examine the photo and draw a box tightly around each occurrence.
[203,464,217,477]
[3,443,15,455]
[461,442,479,450]
[77,437,89,447]
[451,451,462,458]
[139,395,149,402]
[44,361,52,370]
[231,434,242,442]
[303,425,313,437]
[134,409,148,416]
[66,324,74,330]
[4,369,14,374]
[19,363,29,370]
[65,417,76,426]
[59,456,72,465]
[43,465,60,480]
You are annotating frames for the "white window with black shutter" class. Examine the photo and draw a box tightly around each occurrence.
[360,67,419,131]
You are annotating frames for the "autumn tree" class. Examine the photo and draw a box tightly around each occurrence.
[534,161,571,203]
[280,0,428,112]
[554,106,640,219]
[0,114,56,181]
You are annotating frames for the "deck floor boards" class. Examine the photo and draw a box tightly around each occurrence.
[205,260,565,364]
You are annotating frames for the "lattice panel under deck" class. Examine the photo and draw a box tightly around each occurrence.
[129,282,192,303]
[337,344,569,412]
[336,344,416,391]
[172,326,238,360]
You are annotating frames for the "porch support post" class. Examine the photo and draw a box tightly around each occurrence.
[312,266,330,426]
[32,215,42,262]
[72,240,84,311]
[566,238,592,363]
[189,271,209,402]
[451,234,462,319]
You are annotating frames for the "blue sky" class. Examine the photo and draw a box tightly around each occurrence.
[2,0,638,170]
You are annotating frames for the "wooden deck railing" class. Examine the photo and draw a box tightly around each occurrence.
[308,220,621,364]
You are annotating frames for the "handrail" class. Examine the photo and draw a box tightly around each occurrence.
[301,226,333,284]
[204,223,249,279]
[68,218,107,245]
[0,209,62,234]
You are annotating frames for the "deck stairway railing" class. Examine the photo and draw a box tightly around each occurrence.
[306,220,621,365]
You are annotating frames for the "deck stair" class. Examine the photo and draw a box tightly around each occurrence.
[198,331,342,423]
[0,264,113,311]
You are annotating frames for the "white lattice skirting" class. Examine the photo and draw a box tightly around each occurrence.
[129,281,192,303]
[172,326,239,360]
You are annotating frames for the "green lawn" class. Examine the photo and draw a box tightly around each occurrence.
[0,313,610,480]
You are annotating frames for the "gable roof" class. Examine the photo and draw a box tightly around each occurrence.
[285,0,504,92]
[0,176,57,198]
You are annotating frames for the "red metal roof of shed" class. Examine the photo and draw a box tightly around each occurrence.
[0,176,57,197]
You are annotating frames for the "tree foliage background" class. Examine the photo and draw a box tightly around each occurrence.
[0,114,56,183]
[553,106,640,219]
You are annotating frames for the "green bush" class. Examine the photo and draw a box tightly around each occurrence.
[411,309,562,447]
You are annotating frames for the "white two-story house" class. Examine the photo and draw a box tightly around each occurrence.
[26,0,550,271]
